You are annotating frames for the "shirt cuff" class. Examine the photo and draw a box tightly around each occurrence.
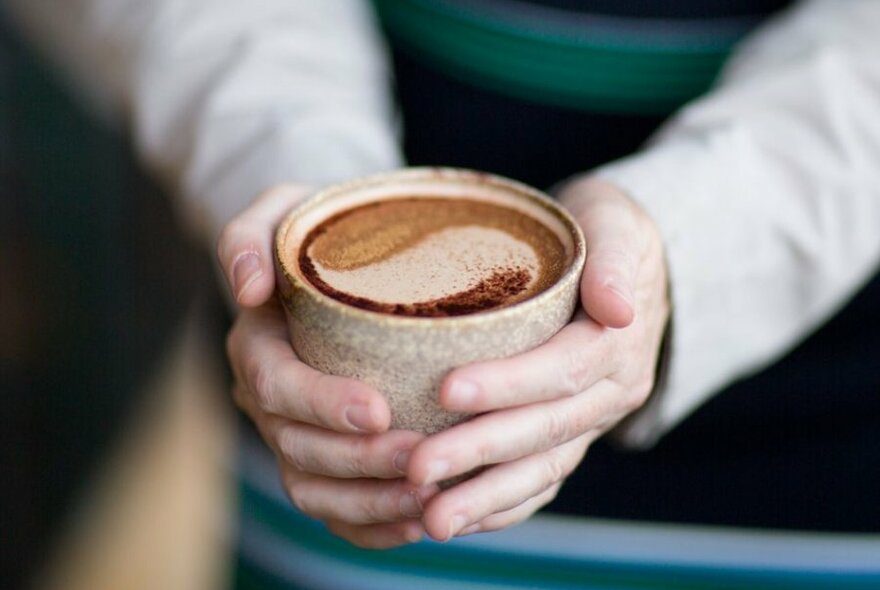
[594,138,748,448]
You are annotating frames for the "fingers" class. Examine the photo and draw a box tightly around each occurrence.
[440,314,613,413]
[268,419,424,479]
[228,305,390,433]
[411,381,619,487]
[238,381,417,479]
[576,193,644,329]
[217,184,312,306]
[325,519,425,549]
[558,177,649,329]
[421,434,591,541]
[281,469,439,526]
[458,485,561,536]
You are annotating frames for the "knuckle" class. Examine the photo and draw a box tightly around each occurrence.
[345,436,373,476]
[277,426,308,472]
[248,356,278,413]
[542,452,569,485]
[327,436,370,478]
[278,373,327,430]
[474,438,499,467]
[304,373,334,426]
[560,348,588,396]
[611,341,627,374]
[362,501,386,524]
[541,407,572,446]
[598,330,621,370]
[357,489,389,523]
[595,247,634,273]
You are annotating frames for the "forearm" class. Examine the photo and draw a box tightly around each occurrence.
[4,0,402,243]
[596,0,880,446]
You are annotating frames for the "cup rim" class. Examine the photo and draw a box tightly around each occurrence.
[274,167,586,328]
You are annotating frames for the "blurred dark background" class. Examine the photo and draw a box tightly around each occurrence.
[0,18,220,588]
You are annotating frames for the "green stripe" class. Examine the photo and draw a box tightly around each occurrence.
[389,0,748,51]
[372,0,746,113]
[239,480,878,590]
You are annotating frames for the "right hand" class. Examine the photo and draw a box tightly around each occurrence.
[218,185,438,549]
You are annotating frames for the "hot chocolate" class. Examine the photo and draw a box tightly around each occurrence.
[298,198,566,317]
[275,168,585,437]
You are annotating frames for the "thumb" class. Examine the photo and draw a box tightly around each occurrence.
[572,188,642,329]
[216,184,312,307]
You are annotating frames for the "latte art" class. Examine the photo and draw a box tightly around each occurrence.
[299,198,566,317]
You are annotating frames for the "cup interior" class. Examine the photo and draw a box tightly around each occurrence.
[276,168,584,317]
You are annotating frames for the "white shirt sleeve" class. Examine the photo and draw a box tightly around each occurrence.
[599,0,880,447]
[3,0,402,242]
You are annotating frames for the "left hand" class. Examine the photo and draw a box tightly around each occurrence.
[406,177,671,541]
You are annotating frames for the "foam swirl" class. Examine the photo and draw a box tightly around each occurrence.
[299,198,566,317]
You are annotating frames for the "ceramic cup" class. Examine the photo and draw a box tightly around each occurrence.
[274,167,586,435]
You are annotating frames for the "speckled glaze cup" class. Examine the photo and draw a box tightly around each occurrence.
[274,168,586,436]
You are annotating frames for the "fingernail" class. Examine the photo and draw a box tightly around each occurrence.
[393,450,410,474]
[403,522,425,544]
[447,514,468,540]
[399,492,423,517]
[344,404,374,431]
[446,380,480,408]
[424,460,450,485]
[233,252,262,301]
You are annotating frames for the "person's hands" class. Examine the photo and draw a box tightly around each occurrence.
[407,177,670,541]
[219,178,669,546]
[218,185,438,549]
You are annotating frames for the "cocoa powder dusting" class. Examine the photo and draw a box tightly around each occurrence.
[297,197,567,317]
[301,260,531,317]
